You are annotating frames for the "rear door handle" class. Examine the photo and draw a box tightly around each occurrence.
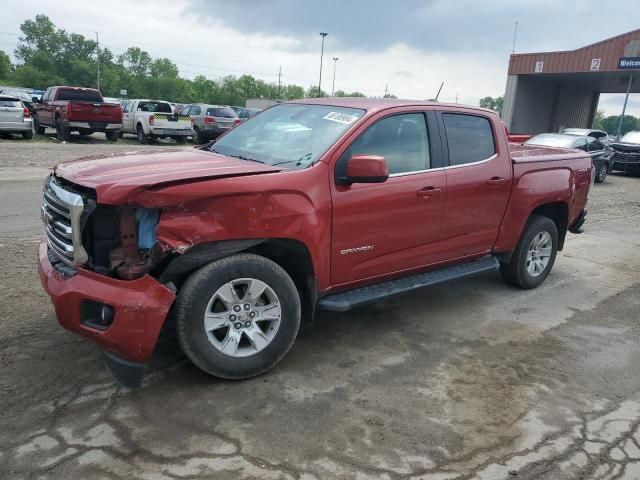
[417,186,442,198]
[487,177,506,186]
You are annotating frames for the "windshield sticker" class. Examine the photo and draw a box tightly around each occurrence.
[323,112,359,125]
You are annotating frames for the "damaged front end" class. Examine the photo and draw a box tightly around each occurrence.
[39,175,176,388]
[85,205,163,280]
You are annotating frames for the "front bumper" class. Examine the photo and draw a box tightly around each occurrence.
[38,241,175,386]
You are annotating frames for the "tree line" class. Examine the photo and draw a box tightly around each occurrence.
[0,15,367,106]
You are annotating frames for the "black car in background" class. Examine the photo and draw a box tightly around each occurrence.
[525,133,613,183]
[610,131,640,174]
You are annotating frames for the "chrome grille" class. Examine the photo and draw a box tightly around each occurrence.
[41,177,88,267]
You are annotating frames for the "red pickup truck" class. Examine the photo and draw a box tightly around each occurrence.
[33,86,122,141]
[38,99,592,387]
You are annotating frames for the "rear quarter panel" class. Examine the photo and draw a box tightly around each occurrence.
[494,155,592,252]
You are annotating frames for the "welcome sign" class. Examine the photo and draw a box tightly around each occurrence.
[618,57,640,69]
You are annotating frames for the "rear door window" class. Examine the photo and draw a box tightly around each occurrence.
[207,107,237,118]
[443,113,496,166]
[587,138,605,151]
[56,88,103,102]
[190,106,201,115]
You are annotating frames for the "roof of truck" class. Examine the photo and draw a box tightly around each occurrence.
[288,97,496,115]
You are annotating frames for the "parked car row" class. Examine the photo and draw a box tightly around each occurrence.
[1,84,264,144]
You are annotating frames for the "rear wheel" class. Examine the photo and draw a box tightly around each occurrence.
[192,128,203,144]
[595,162,609,183]
[500,214,558,289]
[55,117,70,141]
[22,129,33,140]
[136,125,148,144]
[176,253,301,380]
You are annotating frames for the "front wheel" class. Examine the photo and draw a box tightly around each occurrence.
[176,253,301,380]
[105,130,119,142]
[500,214,558,289]
[22,129,33,140]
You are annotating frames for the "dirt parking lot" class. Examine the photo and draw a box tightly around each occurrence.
[1,140,639,480]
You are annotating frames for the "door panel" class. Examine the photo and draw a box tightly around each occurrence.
[331,171,446,284]
[330,111,446,286]
[440,112,512,257]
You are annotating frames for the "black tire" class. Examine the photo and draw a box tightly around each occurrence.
[118,130,124,138]
[594,162,608,183]
[22,129,33,140]
[55,117,70,141]
[34,117,45,135]
[500,214,558,289]
[105,130,119,142]
[136,124,148,144]
[175,136,186,144]
[176,253,301,380]
[192,128,203,144]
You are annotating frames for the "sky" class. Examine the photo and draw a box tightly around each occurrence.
[0,0,638,116]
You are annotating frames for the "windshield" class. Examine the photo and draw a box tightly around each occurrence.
[525,134,577,148]
[138,101,172,113]
[620,131,640,144]
[211,104,365,169]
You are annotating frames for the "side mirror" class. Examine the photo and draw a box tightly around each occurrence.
[343,154,389,184]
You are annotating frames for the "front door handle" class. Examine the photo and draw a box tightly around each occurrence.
[487,177,506,186]
[417,186,442,198]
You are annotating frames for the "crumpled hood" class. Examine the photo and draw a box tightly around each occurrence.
[54,148,282,204]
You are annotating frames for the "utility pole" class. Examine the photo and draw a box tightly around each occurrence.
[331,57,338,96]
[95,32,100,91]
[616,73,634,140]
[278,65,282,99]
[384,83,388,97]
[512,21,518,54]
[318,32,328,97]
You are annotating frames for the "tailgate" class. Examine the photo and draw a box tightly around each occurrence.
[68,102,122,123]
[152,113,191,129]
[0,106,23,123]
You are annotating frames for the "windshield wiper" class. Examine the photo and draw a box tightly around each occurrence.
[236,155,266,164]
[272,153,312,167]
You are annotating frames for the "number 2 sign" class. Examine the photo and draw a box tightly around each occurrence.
[590,58,601,71]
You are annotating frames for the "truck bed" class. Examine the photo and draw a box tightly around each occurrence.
[509,143,588,163]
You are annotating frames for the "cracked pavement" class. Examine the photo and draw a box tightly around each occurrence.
[0,141,639,479]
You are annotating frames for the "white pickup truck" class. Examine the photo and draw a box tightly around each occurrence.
[122,99,192,144]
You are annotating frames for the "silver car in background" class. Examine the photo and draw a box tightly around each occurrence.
[181,103,240,143]
[0,95,33,139]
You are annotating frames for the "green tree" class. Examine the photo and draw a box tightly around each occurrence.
[0,50,11,80]
[600,115,639,137]
[592,110,605,130]
[334,90,366,97]
[306,86,327,98]
[479,96,504,115]
[118,47,152,77]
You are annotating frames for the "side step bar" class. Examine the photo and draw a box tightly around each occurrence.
[317,256,499,312]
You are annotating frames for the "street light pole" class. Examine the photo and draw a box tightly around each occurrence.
[331,57,339,96]
[318,32,328,97]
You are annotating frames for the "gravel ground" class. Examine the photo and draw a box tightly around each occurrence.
[0,140,639,480]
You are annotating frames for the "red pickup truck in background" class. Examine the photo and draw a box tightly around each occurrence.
[38,99,592,387]
[33,86,122,141]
